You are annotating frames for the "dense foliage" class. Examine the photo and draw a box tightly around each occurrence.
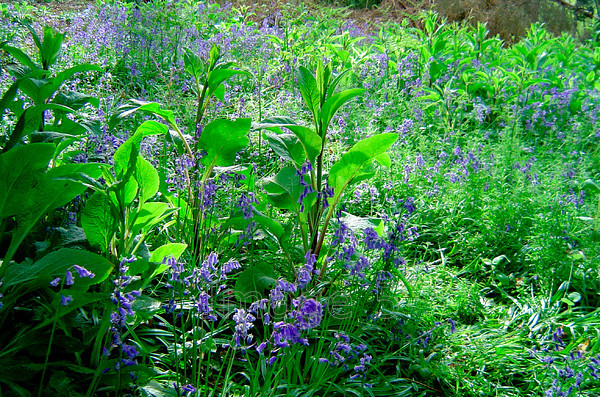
[1,1,600,396]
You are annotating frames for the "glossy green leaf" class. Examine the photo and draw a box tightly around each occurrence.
[81,191,115,252]
[262,166,303,211]
[0,143,54,218]
[297,66,320,118]
[255,116,321,163]
[135,157,159,204]
[4,103,74,152]
[320,88,365,129]
[329,133,397,202]
[183,48,205,79]
[3,248,113,290]
[131,202,171,236]
[113,120,166,177]
[265,133,305,165]
[149,243,188,263]
[207,69,251,100]
[198,118,251,167]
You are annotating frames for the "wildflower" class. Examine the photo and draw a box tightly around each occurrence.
[256,342,267,354]
[50,277,61,287]
[233,309,256,348]
[181,384,197,395]
[60,295,73,306]
[293,298,323,330]
[72,264,95,278]
[297,252,316,289]
[65,270,74,286]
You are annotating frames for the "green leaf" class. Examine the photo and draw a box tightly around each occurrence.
[339,212,384,236]
[3,248,113,290]
[109,100,176,130]
[149,243,187,263]
[207,69,251,100]
[234,263,278,303]
[329,133,397,203]
[262,166,303,211]
[255,116,322,163]
[4,103,74,152]
[320,88,364,129]
[265,133,305,165]
[183,48,205,78]
[40,26,65,69]
[198,118,251,167]
[42,64,102,102]
[2,45,37,70]
[0,143,54,218]
[2,163,102,269]
[113,120,166,177]
[81,191,115,252]
[131,202,170,236]
[135,157,159,204]
[297,66,320,118]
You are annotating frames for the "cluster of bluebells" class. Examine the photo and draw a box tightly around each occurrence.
[297,161,314,212]
[319,332,372,384]
[247,254,323,364]
[236,192,259,246]
[105,257,142,371]
[529,326,600,396]
[49,265,96,306]
[163,252,240,322]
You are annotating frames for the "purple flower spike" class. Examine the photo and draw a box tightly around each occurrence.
[50,277,61,286]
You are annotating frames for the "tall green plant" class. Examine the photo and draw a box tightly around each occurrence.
[258,61,397,276]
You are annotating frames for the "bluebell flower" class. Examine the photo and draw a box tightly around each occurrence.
[181,384,197,395]
[60,294,73,306]
[65,270,74,286]
[72,264,95,279]
[50,277,61,286]
[233,309,256,348]
[293,298,323,330]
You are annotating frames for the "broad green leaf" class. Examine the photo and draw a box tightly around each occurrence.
[183,48,205,78]
[149,243,187,263]
[0,81,21,119]
[0,143,54,217]
[113,120,166,177]
[0,160,97,268]
[297,66,320,118]
[42,64,103,102]
[81,191,115,252]
[262,166,303,211]
[320,88,365,129]
[255,116,322,163]
[52,90,99,111]
[198,118,251,167]
[3,248,113,290]
[234,263,278,302]
[4,103,74,152]
[40,26,65,69]
[329,133,397,203]
[109,100,176,130]
[148,243,187,279]
[339,212,384,236]
[131,202,170,236]
[265,133,305,165]
[135,157,159,204]
[2,45,37,70]
[207,69,251,100]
